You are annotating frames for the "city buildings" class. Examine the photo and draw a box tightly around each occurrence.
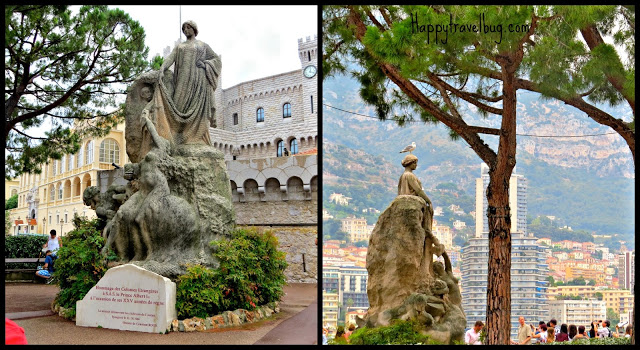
[547,299,606,326]
[7,122,128,236]
[463,164,549,339]
[322,290,340,333]
[547,286,634,317]
[340,216,370,243]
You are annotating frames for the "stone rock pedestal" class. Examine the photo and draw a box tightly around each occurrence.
[364,195,466,344]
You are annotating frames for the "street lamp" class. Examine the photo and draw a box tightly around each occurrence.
[43,217,46,236]
[60,218,64,237]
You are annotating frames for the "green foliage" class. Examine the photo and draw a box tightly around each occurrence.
[150,54,164,70]
[541,336,631,345]
[4,234,49,270]
[5,5,150,178]
[5,194,18,210]
[175,264,224,319]
[175,228,287,319]
[54,216,118,310]
[5,211,13,235]
[606,308,620,326]
[346,319,442,345]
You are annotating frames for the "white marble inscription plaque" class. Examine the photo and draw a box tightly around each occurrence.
[76,264,177,333]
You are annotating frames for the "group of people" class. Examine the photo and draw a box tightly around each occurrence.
[323,324,356,344]
[465,316,633,345]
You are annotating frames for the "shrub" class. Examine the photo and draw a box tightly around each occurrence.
[345,319,442,345]
[54,215,118,316]
[540,336,631,345]
[175,264,225,319]
[175,227,288,319]
[5,194,18,210]
[4,234,48,270]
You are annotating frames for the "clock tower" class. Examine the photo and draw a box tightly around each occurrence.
[298,35,318,121]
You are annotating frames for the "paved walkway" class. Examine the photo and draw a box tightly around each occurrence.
[5,282,318,345]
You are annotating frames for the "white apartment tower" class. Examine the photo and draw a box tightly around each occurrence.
[475,163,527,238]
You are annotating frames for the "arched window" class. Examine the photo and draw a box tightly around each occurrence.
[77,148,83,168]
[58,184,63,200]
[99,138,120,164]
[68,154,73,171]
[50,185,55,201]
[85,141,94,164]
[290,138,298,155]
[51,160,57,175]
[277,140,284,157]
[283,103,291,118]
[233,113,238,125]
[256,108,264,123]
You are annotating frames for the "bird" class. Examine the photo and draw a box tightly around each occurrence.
[399,141,416,154]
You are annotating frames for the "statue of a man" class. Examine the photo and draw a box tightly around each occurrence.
[155,20,222,146]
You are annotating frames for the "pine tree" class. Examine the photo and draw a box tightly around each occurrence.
[5,5,150,179]
[323,5,630,344]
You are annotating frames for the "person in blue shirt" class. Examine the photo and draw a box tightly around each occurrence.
[35,250,54,283]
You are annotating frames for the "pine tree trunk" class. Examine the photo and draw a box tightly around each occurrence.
[484,57,519,345]
[484,173,513,345]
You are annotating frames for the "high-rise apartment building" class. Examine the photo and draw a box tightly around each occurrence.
[618,251,635,291]
[547,299,606,326]
[474,163,527,238]
[463,164,548,339]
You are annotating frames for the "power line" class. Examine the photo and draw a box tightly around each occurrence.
[323,103,633,138]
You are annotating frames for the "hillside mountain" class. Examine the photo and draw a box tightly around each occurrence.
[323,74,635,236]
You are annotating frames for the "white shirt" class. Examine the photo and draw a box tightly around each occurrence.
[465,329,482,345]
[597,327,610,338]
[47,237,60,253]
[538,331,548,343]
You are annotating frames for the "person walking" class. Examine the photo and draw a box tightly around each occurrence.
[465,321,484,344]
[511,316,533,345]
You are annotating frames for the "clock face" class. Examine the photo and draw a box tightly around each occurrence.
[303,65,317,78]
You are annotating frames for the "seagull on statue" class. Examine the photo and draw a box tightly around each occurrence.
[400,141,416,154]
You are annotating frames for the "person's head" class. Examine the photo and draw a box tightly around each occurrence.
[604,320,610,328]
[540,323,547,332]
[401,154,418,170]
[140,85,152,102]
[348,324,355,332]
[578,325,585,334]
[625,325,632,336]
[45,250,52,256]
[549,319,557,327]
[560,324,568,334]
[181,20,198,37]
[474,320,484,332]
[49,229,56,238]
[547,327,555,341]
[539,321,546,327]
[519,316,525,326]
[335,325,345,337]
[568,325,577,339]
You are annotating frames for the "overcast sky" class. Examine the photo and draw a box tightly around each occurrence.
[103,5,317,89]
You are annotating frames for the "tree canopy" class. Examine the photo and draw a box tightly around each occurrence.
[5,5,150,178]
